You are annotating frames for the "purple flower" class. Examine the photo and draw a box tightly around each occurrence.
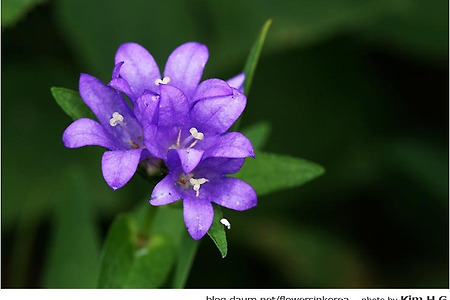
[62,73,153,190]
[142,81,255,175]
[109,42,245,101]
[150,150,257,240]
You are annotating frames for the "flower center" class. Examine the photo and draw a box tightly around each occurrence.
[154,76,171,86]
[189,177,209,197]
[109,112,143,149]
[176,173,209,197]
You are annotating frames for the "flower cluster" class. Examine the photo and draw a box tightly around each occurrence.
[63,42,257,240]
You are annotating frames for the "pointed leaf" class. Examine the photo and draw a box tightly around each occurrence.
[234,151,325,196]
[243,18,272,96]
[51,87,95,121]
[207,205,228,258]
[97,214,135,288]
[230,19,272,131]
[2,0,47,27]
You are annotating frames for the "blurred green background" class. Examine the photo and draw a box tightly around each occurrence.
[2,0,448,288]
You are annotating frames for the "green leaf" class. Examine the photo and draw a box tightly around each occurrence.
[42,166,100,288]
[97,212,176,288]
[2,0,47,28]
[243,19,272,96]
[231,20,272,132]
[241,121,272,151]
[207,205,228,258]
[97,214,136,288]
[148,206,201,288]
[124,234,175,288]
[234,151,325,196]
[51,87,95,121]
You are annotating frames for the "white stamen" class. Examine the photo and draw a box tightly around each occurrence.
[109,112,124,126]
[189,127,204,140]
[189,177,209,197]
[220,218,231,230]
[154,76,171,86]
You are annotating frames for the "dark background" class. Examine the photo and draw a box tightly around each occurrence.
[2,0,448,288]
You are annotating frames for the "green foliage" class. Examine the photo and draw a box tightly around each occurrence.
[231,19,272,131]
[243,19,272,96]
[96,215,136,288]
[51,87,95,120]
[234,151,325,196]
[124,234,175,288]
[207,205,228,258]
[97,213,175,288]
[241,122,271,151]
[2,0,47,27]
[170,229,199,288]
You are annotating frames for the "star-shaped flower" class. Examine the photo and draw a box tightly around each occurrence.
[62,73,154,190]
[150,150,257,240]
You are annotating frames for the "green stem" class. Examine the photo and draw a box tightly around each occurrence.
[137,204,157,240]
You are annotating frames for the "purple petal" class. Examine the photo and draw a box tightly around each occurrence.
[115,43,161,97]
[201,132,254,159]
[150,175,182,206]
[108,78,134,102]
[175,148,204,174]
[134,92,159,128]
[157,85,189,127]
[166,148,183,174]
[183,195,214,240]
[63,118,119,150]
[79,73,141,143]
[101,149,143,190]
[198,158,245,175]
[209,177,257,211]
[143,125,180,159]
[190,88,247,134]
[112,62,124,79]
[192,79,233,104]
[164,42,208,98]
[226,73,245,92]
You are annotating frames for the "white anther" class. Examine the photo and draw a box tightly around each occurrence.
[154,76,171,86]
[220,218,231,230]
[189,177,209,197]
[109,112,124,126]
[189,127,204,140]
